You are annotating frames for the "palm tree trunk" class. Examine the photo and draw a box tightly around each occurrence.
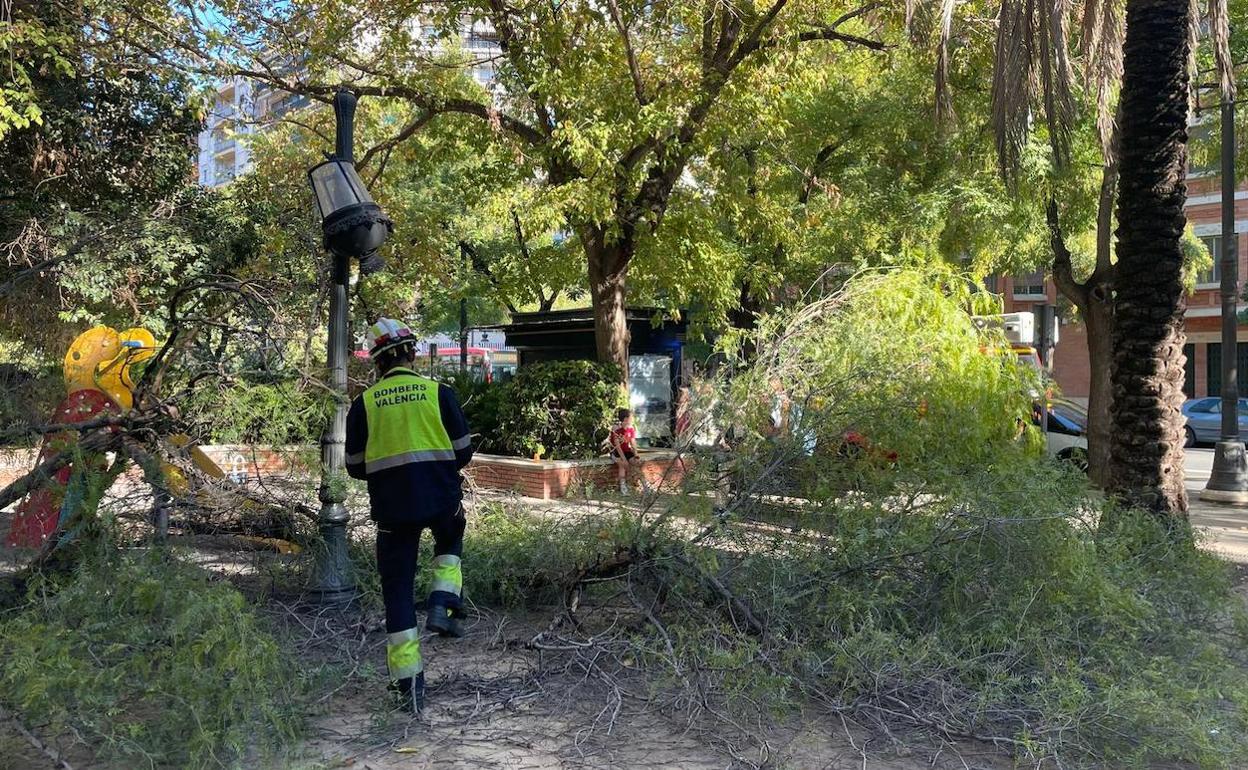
[1107,0,1192,517]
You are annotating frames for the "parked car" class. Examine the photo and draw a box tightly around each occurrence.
[1040,398,1090,472]
[1181,397,1248,447]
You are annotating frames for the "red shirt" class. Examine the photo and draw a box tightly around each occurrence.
[610,425,637,454]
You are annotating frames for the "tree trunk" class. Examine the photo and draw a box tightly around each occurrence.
[1084,295,1114,487]
[587,236,631,383]
[1085,154,1118,488]
[729,279,763,360]
[1107,0,1192,518]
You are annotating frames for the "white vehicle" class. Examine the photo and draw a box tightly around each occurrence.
[1040,398,1089,472]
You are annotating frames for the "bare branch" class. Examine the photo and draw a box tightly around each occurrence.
[605,0,647,105]
[486,0,558,135]
[0,430,124,513]
[1047,197,1088,307]
[356,111,435,171]
[234,70,549,146]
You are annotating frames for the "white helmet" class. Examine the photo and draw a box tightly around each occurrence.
[366,317,416,358]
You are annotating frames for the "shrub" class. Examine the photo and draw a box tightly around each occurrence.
[0,550,302,767]
[496,360,623,459]
[182,379,332,445]
[0,363,64,447]
[540,269,1248,767]
[443,373,508,454]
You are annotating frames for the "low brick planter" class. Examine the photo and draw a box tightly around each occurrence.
[465,450,691,500]
[0,448,37,489]
[1,445,692,502]
[0,445,311,490]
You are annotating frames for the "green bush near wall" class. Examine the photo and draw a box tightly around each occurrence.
[493,360,623,459]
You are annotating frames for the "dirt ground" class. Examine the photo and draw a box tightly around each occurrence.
[285,607,1015,770]
[0,538,1014,770]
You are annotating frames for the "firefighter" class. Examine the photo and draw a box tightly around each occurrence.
[345,318,474,712]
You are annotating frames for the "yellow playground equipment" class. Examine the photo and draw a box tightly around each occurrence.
[8,325,257,547]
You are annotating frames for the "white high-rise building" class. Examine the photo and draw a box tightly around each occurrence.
[196,22,500,188]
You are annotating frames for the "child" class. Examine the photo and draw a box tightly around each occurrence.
[609,407,639,494]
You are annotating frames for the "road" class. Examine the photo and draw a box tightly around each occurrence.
[1185,446,1248,562]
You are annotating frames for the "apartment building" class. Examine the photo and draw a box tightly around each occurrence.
[998,173,1241,402]
[197,21,501,188]
[197,78,311,186]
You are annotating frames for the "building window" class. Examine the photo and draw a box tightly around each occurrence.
[983,275,1000,293]
[1184,343,1196,398]
[1205,342,1248,397]
[1198,235,1224,285]
[1012,270,1046,299]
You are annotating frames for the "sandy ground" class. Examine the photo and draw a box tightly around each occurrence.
[284,604,1013,770]
[0,535,1015,770]
[9,448,1248,768]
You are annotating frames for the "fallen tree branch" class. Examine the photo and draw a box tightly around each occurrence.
[0,431,124,513]
[16,411,165,439]
[0,704,76,770]
[669,551,768,638]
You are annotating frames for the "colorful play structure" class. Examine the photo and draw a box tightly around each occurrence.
[5,326,229,548]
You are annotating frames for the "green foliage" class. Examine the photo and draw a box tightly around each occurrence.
[590,272,1248,766]
[177,0,1047,341]
[0,550,301,768]
[182,379,333,445]
[649,471,1248,767]
[444,373,508,454]
[496,360,623,459]
[717,268,1040,495]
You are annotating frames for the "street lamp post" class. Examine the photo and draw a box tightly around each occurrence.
[307,90,394,600]
[1202,96,1248,503]
[459,244,469,375]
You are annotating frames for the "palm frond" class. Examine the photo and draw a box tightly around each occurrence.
[991,0,1038,179]
[1086,0,1124,157]
[1188,0,1202,109]
[1041,0,1076,165]
[1209,0,1236,102]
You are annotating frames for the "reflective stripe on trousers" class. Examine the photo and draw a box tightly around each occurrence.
[430,554,463,596]
[386,627,423,679]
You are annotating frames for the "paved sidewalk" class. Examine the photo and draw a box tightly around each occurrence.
[1186,447,1248,563]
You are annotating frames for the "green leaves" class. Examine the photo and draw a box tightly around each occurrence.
[493,360,625,459]
[0,551,300,767]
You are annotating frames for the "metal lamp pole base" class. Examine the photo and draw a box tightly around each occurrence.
[1202,441,1248,505]
[308,259,358,603]
[309,502,357,603]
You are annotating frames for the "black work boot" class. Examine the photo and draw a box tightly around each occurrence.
[389,671,425,713]
[425,590,464,638]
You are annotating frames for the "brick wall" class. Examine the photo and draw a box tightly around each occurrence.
[1,445,692,502]
[1050,320,1091,400]
[465,452,691,500]
[0,448,37,489]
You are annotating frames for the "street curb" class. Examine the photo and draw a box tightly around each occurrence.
[1197,488,1248,506]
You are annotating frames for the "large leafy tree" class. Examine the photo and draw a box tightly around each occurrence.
[158,6,1053,364]
[124,0,900,379]
[0,0,228,353]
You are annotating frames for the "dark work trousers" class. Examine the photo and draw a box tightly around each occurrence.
[376,508,466,634]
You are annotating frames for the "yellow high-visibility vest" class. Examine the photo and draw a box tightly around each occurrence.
[361,368,455,474]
